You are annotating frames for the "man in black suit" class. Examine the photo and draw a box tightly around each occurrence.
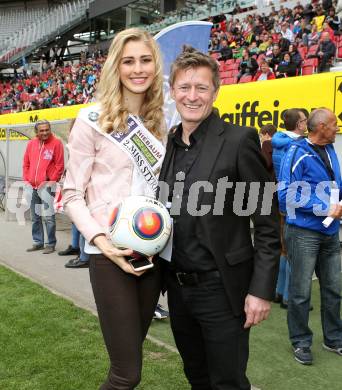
[158,47,280,389]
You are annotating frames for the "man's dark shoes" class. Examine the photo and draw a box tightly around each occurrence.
[274,293,283,303]
[26,244,44,252]
[43,246,55,254]
[293,347,313,365]
[322,343,342,356]
[65,257,89,268]
[280,301,288,309]
[58,245,80,256]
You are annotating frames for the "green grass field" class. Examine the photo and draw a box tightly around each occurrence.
[0,265,341,390]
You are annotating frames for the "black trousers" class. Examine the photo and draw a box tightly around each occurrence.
[167,272,251,390]
[89,254,162,390]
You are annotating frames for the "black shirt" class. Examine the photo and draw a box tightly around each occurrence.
[165,114,217,273]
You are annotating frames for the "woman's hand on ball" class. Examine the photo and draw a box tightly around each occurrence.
[93,235,145,276]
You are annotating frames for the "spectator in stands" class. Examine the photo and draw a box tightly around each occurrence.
[237,48,258,80]
[296,19,312,46]
[312,5,326,32]
[249,40,260,55]
[280,22,294,42]
[321,21,336,41]
[326,8,341,34]
[259,32,271,52]
[307,24,321,47]
[288,44,303,69]
[276,52,298,77]
[63,28,164,390]
[253,60,275,81]
[316,31,336,72]
[211,37,221,51]
[232,41,243,59]
[267,44,282,69]
[23,120,64,254]
[219,39,233,61]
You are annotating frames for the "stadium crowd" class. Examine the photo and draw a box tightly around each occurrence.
[0,1,341,114]
[0,55,105,114]
[209,1,341,83]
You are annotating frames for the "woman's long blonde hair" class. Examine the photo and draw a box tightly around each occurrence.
[97,28,164,139]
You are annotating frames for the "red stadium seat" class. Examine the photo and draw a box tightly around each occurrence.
[302,58,318,67]
[307,44,318,56]
[225,59,235,66]
[221,77,238,85]
[301,58,318,75]
[219,62,226,72]
[337,47,342,59]
[231,69,240,77]
[298,46,308,59]
[219,71,230,79]
[239,75,253,83]
[301,66,314,75]
[272,33,280,43]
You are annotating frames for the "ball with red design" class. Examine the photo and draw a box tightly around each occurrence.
[109,196,172,256]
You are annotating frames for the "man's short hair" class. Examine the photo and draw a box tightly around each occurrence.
[307,108,329,133]
[260,124,277,137]
[169,45,220,91]
[34,119,51,132]
[283,109,305,131]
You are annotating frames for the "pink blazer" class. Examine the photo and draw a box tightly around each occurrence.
[63,117,135,243]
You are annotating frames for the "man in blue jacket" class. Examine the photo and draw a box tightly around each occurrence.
[272,109,307,309]
[278,108,342,365]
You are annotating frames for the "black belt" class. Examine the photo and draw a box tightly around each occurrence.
[172,269,221,286]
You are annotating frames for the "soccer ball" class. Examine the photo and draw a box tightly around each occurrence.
[109,196,172,256]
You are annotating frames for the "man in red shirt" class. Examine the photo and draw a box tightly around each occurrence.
[23,120,64,253]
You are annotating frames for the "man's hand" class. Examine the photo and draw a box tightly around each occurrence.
[328,203,342,220]
[244,294,271,329]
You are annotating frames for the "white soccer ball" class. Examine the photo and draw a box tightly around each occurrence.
[109,196,172,257]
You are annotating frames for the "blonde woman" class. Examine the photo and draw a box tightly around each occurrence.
[63,28,165,390]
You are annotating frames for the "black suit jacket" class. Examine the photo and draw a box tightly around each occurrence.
[158,113,280,316]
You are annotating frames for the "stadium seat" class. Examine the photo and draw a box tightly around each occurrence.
[219,71,231,79]
[337,46,342,59]
[219,62,226,72]
[231,69,240,77]
[307,44,318,56]
[298,46,308,59]
[221,77,237,85]
[301,58,318,75]
[225,59,235,66]
[239,75,253,83]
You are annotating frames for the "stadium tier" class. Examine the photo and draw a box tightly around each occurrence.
[0,0,341,114]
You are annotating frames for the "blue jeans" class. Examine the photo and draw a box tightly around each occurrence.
[276,255,291,302]
[71,223,89,262]
[29,187,56,247]
[71,223,80,249]
[284,224,342,348]
[79,234,89,262]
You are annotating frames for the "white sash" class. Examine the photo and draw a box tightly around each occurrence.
[79,105,165,195]
[79,105,166,254]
